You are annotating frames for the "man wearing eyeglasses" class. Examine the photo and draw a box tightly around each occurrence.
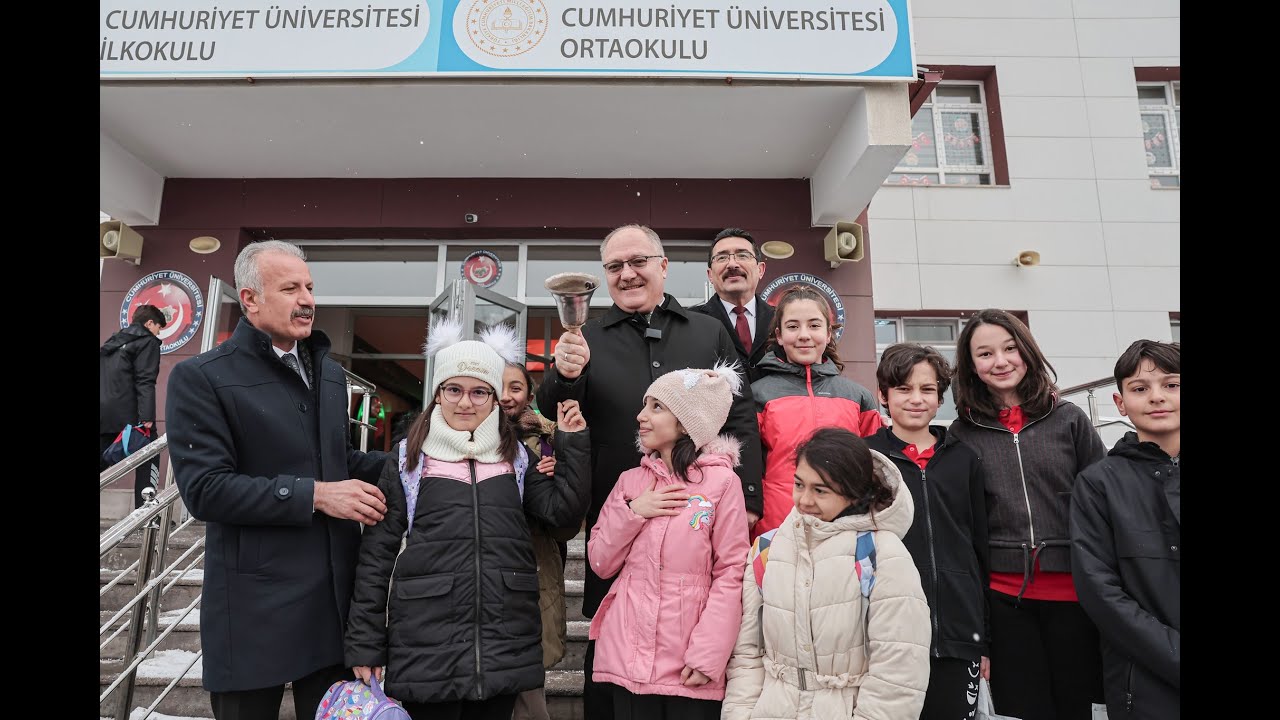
[689,228,776,383]
[536,224,764,720]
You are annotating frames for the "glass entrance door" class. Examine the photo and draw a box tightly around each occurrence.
[426,281,527,409]
[200,276,243,352]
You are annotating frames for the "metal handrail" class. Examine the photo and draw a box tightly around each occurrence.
[1057,376,1134,431]
[100,434,168,491]
[101,370,377,719]
[1058,377,1115,396]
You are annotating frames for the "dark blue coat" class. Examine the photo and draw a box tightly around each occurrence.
[166,318,389,692]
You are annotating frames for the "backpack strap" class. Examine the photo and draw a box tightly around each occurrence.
[750,528,778,593]
[853,530,878,598]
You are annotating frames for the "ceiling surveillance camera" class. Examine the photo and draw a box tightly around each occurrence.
[464,213,479,224]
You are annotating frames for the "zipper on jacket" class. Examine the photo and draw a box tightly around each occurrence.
[469,460,484,699]
[1124,662,1135,713]
[1011,434,1036,547]
[920,465,941,658]
[804,365,817,427]
[968,409,1051,549]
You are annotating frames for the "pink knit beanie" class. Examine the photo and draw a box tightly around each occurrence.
[642,361,743,450]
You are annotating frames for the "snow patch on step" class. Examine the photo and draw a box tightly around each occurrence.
[135,649,202,679]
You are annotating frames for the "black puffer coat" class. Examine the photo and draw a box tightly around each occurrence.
[344,428,590,703]
[100,323,161,433]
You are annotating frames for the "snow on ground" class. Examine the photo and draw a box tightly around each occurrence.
[157,608,200,628]
[100,710,207,720]
[135,649,202,679]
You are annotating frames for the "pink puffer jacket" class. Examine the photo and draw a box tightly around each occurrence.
[587,435,750,700]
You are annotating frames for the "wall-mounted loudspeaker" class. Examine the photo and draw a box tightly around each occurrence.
[1014,250,1041,267]
[100,221,144,265]
[823,221,864,268]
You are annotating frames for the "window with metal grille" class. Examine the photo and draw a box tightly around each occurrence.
[874,317,967,423]
[887,83,994,187]
[1139,81,1180,188]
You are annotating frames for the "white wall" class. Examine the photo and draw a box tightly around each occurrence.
[869,1,1179,391]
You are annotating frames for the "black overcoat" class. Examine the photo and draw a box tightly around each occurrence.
[536,294,763,616]
[166,318,389,692]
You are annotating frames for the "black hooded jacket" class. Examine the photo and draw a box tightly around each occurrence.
[1070,432,1179,720]
[867,425,990,661]
[100,324,161,433]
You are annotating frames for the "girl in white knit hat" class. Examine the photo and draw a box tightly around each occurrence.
[343,319,590,720]
[586,362,752,720]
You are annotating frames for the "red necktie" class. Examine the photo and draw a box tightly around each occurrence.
[732,305,752,352]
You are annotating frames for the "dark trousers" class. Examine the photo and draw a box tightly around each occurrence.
[988,592,1105,720]
[583,640,614,720]
[99,431,160,509]
[209,663,348,720]
[610,684,721,720]
[402,693,517,720]
[921,657,981,720]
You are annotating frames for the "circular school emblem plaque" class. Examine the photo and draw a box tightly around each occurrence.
[119,270,206,354]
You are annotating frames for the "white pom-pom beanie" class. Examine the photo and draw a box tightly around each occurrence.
[642,360,743,450]
[424,319,522,395]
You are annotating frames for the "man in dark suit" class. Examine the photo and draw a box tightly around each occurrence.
[167,240,390,720]
[537,224,764,720]
[689,228,776,382]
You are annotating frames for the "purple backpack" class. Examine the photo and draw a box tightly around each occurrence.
[315,674,410,720]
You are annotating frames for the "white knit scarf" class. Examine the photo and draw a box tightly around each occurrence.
[420,404,504,463]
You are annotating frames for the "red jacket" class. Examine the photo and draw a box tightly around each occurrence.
[750,353,883,538]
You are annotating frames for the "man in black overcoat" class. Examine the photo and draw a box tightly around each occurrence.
[167,240,390,720]
[536,224,764,720]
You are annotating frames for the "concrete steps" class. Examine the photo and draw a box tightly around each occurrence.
[101,526,591,720]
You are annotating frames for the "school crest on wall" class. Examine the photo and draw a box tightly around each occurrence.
[119,270,206,354]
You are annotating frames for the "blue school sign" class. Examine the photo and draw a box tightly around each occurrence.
[100,0,916,81]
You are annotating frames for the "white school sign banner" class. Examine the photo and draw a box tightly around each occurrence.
[100,0,915,80]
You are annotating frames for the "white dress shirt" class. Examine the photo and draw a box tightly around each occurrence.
[272,343,310,389]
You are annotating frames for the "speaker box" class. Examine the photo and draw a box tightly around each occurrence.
[822,221,864,268]
[99,221,144,264]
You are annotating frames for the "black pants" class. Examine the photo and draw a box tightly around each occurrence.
[583,640,614,720]
[209,663,348,720]
[610,684,721,720]
[921,657,981,720]
[99,432,160,509]
[988,592,1105,720]
[402,693,517,720]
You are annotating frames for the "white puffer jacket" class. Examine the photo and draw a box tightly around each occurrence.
[721,450,931,720]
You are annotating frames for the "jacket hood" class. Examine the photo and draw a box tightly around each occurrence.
[101,324,157,355]
[795,448,914,539]
[1109,431,1176,463]
[637,433,742,481]
[755,351,841,379]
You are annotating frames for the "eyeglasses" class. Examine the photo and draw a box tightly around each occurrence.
[710,251,759,266]
[603,255,664,275]
[440,385,495,405]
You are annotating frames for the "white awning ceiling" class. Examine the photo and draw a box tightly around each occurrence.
[100,79,911,226]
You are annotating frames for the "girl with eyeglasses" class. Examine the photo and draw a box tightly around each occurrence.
[344,319,591,720]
